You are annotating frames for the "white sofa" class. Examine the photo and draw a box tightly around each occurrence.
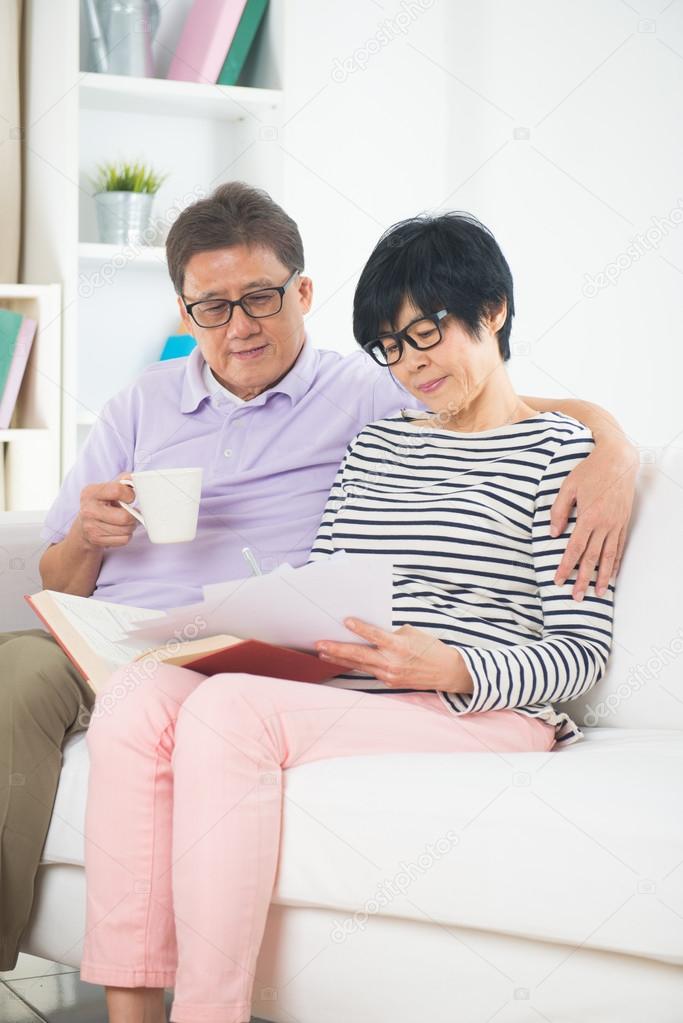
[4,448,683,1023]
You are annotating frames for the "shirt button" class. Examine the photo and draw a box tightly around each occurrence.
[223,448,232,458]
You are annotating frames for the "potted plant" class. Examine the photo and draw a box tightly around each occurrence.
[90,159,169,245]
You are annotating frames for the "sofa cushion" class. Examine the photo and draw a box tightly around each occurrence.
[563,445,683,730]
[45,728,683,966]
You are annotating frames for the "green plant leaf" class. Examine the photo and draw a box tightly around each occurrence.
[89,157,169,194]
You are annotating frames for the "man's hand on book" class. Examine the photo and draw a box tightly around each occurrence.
[77,473,141,550]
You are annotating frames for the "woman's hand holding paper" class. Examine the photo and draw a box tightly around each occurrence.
[316,618,474,693]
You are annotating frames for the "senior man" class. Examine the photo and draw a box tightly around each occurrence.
[0,181,637,972]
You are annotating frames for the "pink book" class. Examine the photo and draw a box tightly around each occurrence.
[168,0,249,84]
[0,315,37,429]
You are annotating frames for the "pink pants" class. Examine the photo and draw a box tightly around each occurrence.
[80,664,556,1023]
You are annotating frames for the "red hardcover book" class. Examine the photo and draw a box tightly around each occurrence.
[25,590,347,692]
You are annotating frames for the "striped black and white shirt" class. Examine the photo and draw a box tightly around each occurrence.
[309,409,614,747]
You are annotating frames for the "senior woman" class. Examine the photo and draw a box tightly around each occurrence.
[81,213,614,1023]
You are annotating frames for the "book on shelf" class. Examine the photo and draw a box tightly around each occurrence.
[217,0,269,86]
[167,0,249,84]
[159,332,196,361]
[0,308,37,429]
[25,589,348,693]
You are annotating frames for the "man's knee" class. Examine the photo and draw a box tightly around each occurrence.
[0,631,76,714]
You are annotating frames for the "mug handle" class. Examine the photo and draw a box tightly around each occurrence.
[118,478,146,528]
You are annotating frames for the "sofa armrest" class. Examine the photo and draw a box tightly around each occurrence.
[0,510,50,631]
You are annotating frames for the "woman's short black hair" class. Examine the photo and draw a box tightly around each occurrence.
[353,211,515,361]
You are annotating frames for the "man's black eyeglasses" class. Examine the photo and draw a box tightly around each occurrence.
[362,309,448,367]
[183,269,301,328]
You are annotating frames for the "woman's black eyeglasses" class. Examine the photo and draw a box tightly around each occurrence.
[183,269,301,328]
[361,309,448,367]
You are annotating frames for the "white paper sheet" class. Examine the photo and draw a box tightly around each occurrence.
[124,553,394,650]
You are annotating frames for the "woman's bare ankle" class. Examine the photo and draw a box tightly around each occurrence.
[105,985,166,1023]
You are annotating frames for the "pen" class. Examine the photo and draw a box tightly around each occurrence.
[241,546,262,577]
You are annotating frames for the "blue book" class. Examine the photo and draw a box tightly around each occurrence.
[160,334,196,360]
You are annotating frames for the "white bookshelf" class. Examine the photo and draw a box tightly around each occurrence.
[78,242,167,267]
[0,284,61,511]
[16,0,284,513]
[79,71,281,121]
[0,429,52,440]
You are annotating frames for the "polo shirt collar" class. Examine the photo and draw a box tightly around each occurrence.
[265,333,317,407]
[180,334,317,414]
[180,345,211,413]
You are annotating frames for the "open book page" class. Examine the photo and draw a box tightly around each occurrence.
[46,591,165,664]
[121,591,239,646]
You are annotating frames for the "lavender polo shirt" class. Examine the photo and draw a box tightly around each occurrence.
[41,336,419,610]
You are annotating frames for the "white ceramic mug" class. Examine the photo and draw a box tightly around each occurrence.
[118,467,203,544]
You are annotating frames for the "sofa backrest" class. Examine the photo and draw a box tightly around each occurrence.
[562,446,683,730]
[0,511,47,631]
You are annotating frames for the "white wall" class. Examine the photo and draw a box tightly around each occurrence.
[43,0,683,453]
[279,0,683,447]
[279,0,451,352]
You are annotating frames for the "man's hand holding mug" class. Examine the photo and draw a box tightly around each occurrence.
[77,468,203,548]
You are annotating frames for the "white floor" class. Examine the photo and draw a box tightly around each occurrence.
[0,955,268,1022]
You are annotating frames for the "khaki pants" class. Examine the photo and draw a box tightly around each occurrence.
[0,629,94,970]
